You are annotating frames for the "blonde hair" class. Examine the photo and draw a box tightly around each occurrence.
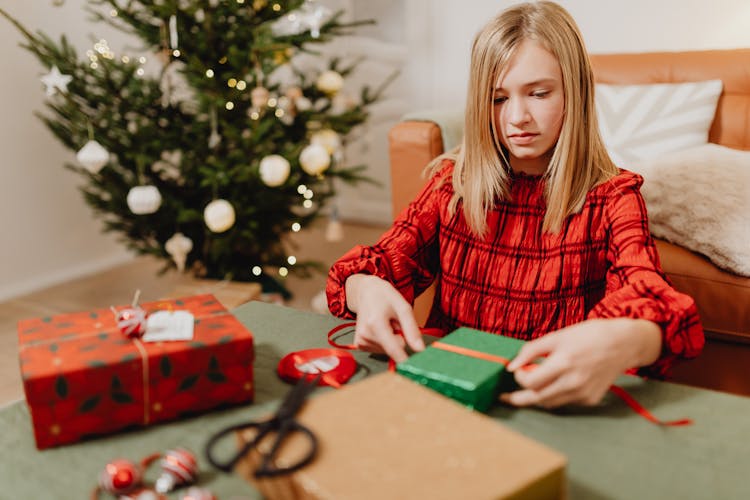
[431,1,618,235]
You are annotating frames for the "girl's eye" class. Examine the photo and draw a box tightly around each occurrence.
[493,96,507,104]
[532,91,549,98]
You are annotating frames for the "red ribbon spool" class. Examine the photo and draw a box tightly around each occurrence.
[277,348,358,388]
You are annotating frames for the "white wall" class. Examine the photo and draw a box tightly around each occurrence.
[407,0,750,110]
[1,0,749,300]
[0,1,132,301]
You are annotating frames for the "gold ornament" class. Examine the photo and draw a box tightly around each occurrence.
[299,143,331,175]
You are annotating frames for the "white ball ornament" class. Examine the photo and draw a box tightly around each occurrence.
[299,143,331,175]
[76,140,110,173]
[316,70,343,95]
[204,199,236,233]
[127,186,162,214]
[259,155,291,187]
[311,129,341,155]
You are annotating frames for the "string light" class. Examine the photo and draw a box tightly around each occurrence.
[303,190,313,199]
[205,69,214,78]
[136,68,145,76]
[121,56,130,63]
[236,80,247,90]
[250,111,260,120]
[291,222,301,232]
[279,267,289,277]
[252,266,262,276]
[138,56,147,64]
[272,3,281,11]
[172,49,181,57]
[267,97,277,107]
[287,256,297,265]
[274,109,284,118]
[303,200,313,208]
[226,101,235,110]
[109,9,118,17]
[297,185,307,194]
[228,78,237,88]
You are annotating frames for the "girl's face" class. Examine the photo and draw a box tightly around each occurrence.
[493,39,565,175]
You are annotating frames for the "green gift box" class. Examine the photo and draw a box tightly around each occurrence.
[396,327,525,412]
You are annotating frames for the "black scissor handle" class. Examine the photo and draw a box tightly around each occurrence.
[205,421,266,472]
[254,421,318,478]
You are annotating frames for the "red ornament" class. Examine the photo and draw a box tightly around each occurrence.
[99,458,142,495]
[155,448,199,493]
[114,306,147,338]
[278,348,358,388]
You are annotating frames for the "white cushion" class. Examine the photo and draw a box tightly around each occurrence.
[629,144,750,277]
[596,80,723,167]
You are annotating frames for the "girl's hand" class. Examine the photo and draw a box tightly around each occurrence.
[500,318,662,408]
[344,274,425,362]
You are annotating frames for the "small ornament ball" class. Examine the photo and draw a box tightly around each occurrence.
[127,186,162,215]
[311,129,341,155]
[115,307,147,338]
[259,155,291,187]
[316,70,343,95]
[155,448,199,493]
[299,143,331,176]
[204,199,236,233]
[99,458,142,495]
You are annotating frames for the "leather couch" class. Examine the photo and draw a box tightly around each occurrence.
[387,49,750,396]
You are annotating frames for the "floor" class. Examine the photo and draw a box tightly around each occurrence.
[0,221,386,407]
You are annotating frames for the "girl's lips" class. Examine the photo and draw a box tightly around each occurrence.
[508,133,539,145]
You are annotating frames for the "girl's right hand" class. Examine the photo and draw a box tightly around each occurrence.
[344,274,425,362]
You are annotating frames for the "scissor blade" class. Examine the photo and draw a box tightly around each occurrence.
[276,373,321,419]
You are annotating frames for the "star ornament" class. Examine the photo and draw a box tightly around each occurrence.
[40,65,72,97]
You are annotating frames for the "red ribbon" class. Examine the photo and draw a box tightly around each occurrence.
[277,348,358,389]
[328,323,692,426]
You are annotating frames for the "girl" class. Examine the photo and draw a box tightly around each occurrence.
[326,1,704,409]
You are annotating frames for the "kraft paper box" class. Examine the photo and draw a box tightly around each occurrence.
[237,372,566,500]
[17,294,254,449]
[397,327,525,411]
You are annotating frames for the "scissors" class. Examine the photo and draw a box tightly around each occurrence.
[205,374,320,477]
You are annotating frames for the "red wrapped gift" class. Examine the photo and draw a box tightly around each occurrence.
[17,294,254,449]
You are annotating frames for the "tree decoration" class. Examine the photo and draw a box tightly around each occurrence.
[127,186,162,215]
[0,3,394,293]
[40,65,71,97]
[299,143,331,175]
[165,232,193,272]
[311,129,341,155]
[316,70,344,95]
[259,154,291,187]
[76,139,109,173]
[204,199,235,233]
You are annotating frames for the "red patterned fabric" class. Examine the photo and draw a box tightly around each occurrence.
[327,161,704,377]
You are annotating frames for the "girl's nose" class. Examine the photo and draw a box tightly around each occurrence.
[506,97,531,126]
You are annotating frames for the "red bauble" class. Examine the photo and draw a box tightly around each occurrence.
[155,448,199,493]
[99,458,142,495]
[115,306,147,338]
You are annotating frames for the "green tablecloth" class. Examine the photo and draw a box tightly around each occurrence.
[1,301,748,499]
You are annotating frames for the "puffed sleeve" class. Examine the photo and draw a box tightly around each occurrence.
[587,171,704,377]
[326,162,452,319]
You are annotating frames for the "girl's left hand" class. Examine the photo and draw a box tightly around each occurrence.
[500,318,662,408]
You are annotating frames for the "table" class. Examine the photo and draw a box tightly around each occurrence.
[1,301,747,499]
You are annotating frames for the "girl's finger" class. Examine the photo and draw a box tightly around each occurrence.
[507,332,559,371]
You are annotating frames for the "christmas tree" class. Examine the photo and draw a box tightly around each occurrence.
[0,0,390,295]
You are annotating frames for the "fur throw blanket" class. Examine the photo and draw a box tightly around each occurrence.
[629,144,750,277]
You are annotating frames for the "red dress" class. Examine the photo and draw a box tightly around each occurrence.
[326,161,704,376]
